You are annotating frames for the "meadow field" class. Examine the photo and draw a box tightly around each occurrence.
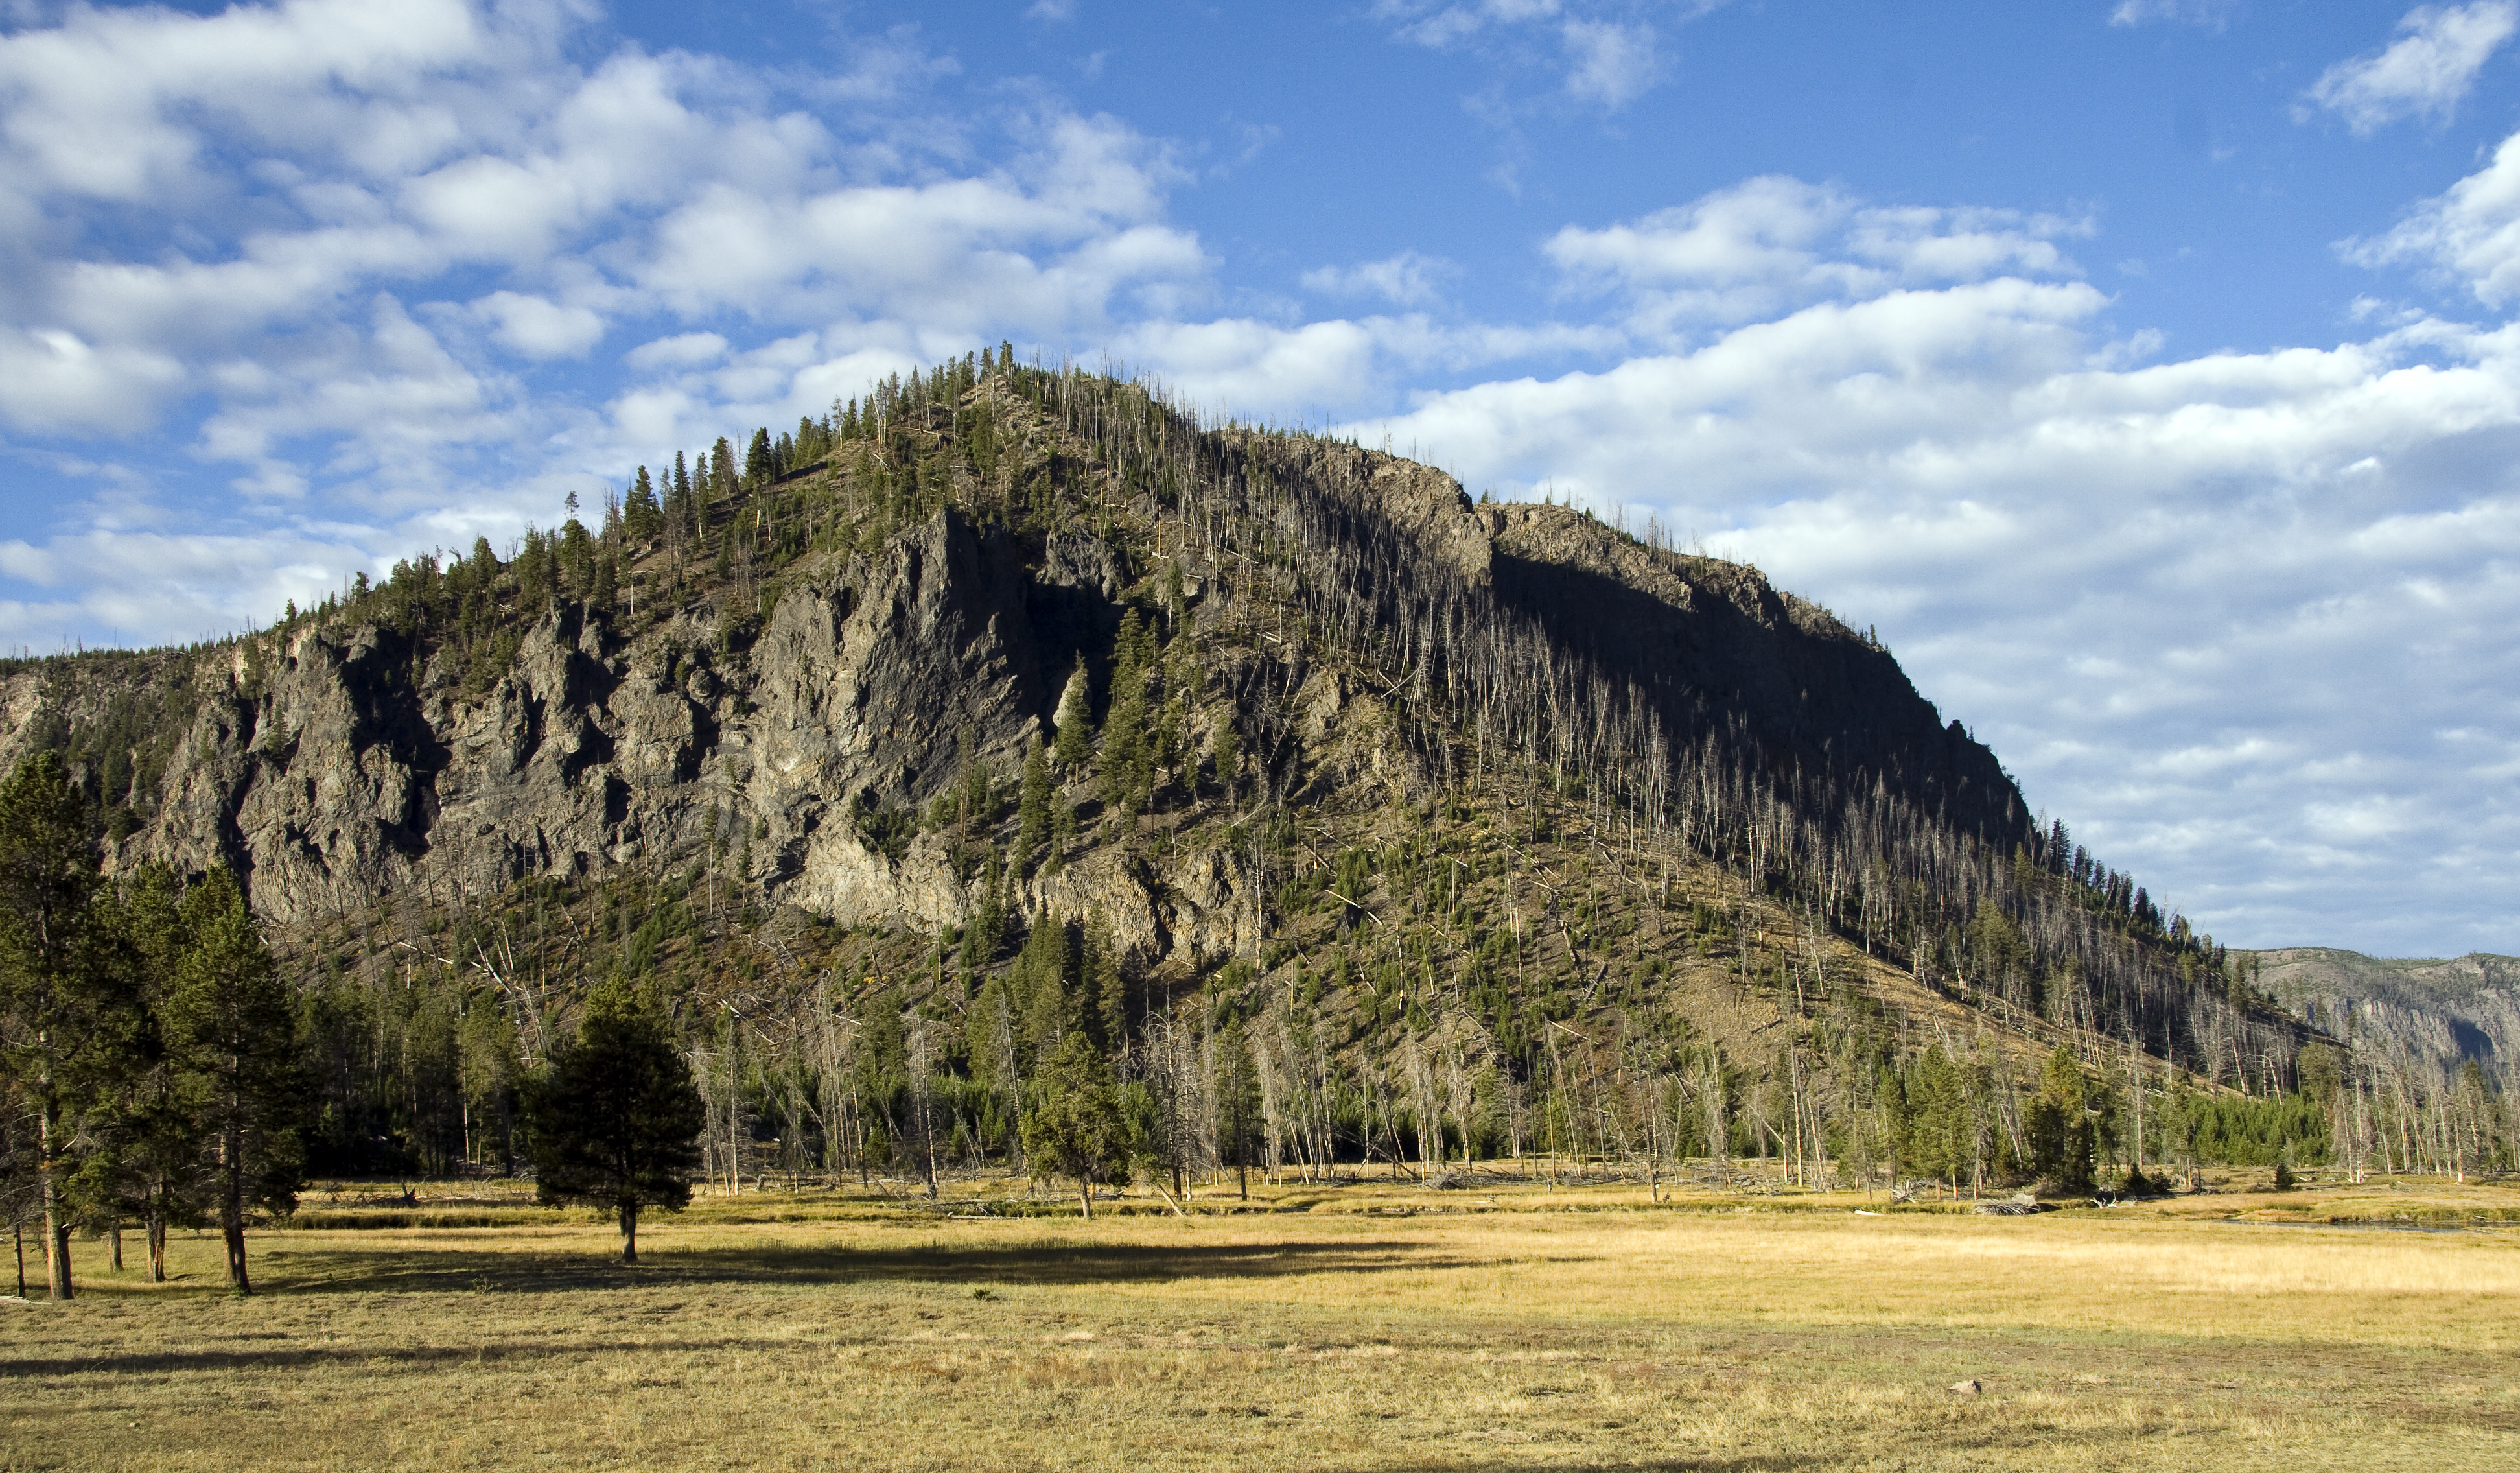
[6,1171,2516,1472]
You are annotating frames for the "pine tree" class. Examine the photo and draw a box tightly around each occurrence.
[1019,1032,1135,1218]
[2028,1044,2095,1192]
[1211,713,1241,800]
[86,864,194,1282]
[1083,912,1124,1054]
[524,984,705,1264]
[625,466,661,542]
[164,866,305,1293]
[1017,734,1053,863]
[1098,685,1146,820]
[1053,659,1093,772]
[0,751,127,1300]
[1217,1022,1262,1200]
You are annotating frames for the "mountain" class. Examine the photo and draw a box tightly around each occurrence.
[2248,947,2520,1074]
[0,355,2309,1184]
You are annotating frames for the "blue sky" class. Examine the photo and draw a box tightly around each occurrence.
[2,0,2516,957]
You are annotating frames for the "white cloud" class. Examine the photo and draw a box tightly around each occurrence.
[0,0,1208,541]
[2308,2,2517,135]
[625,331,730,370]
[2108,0,2246,28]
[1300,251,1459,307]
[2347,127,2520,304]
[1543,176,2085,343]
[0,327,183,432]
[1113,312,1616,419]
[474,290,606,359]
[0,525,402,652]
[1561,18,1659,108]
[1373,1,1716,112]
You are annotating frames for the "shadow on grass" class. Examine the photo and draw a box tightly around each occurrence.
[1381,1452,1814,1463]
[0,1336,774,1380]
[224,1235,1516,1299]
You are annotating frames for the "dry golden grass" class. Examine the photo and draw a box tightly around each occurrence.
[6,1172,2517,1471]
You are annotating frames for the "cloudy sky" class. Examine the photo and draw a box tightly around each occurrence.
[2,0,2515,957]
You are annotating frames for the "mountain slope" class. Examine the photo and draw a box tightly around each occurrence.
[0,356,2309,1184]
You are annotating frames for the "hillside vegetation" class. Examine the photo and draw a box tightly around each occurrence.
[2,354,2377,1201]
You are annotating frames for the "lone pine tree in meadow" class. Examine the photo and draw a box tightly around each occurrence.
[524,984,706,1263]
[1020,1031,1136,1218]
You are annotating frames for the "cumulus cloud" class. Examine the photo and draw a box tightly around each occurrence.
[0,0,1210,542]
[474,291,606,359]
[624,331,729,370]
[2307,2,2517,134]
[1116,313,1618,420]
[2346,127,2520,304]
[0,327,184,432]
[1543,176,2085,342]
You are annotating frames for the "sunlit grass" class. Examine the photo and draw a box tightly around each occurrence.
[6,1172,2516,1470]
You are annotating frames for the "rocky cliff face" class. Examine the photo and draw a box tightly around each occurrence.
[2254,947,2520,1071]
[0,442,2018,982]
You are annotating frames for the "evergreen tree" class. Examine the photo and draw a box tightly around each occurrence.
[1211,713,1241,799]
[1019,1032,1135,1218]
[164,866,305,1293]
[459,1003,521,1177]
[1053,659,1093,772]
[0,751,127,1299]
[524,984,705,1264]
[79,865,196,1283]
[1082,912,1125,1054]
[1014,915,1078,1060]
[1097,685,1147,820]
[1017,734,1053,863]
[2027,1044,2095,1191]
[625,466,662,541]
[1217,1022,1262,1200]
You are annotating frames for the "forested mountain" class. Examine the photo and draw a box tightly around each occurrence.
[0,353,2382,1197]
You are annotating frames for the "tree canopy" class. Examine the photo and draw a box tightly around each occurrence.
[525,984,706,1262]
[1019,1032,1136,1218]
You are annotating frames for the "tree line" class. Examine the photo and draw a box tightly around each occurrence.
[0,752,762,1285]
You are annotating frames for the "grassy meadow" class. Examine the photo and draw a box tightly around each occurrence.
[6,1170,2517,1471]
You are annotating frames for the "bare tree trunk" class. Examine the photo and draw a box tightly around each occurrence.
[620,1201,639,1264]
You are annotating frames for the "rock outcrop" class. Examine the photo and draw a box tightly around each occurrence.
[1,452,2027,974]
